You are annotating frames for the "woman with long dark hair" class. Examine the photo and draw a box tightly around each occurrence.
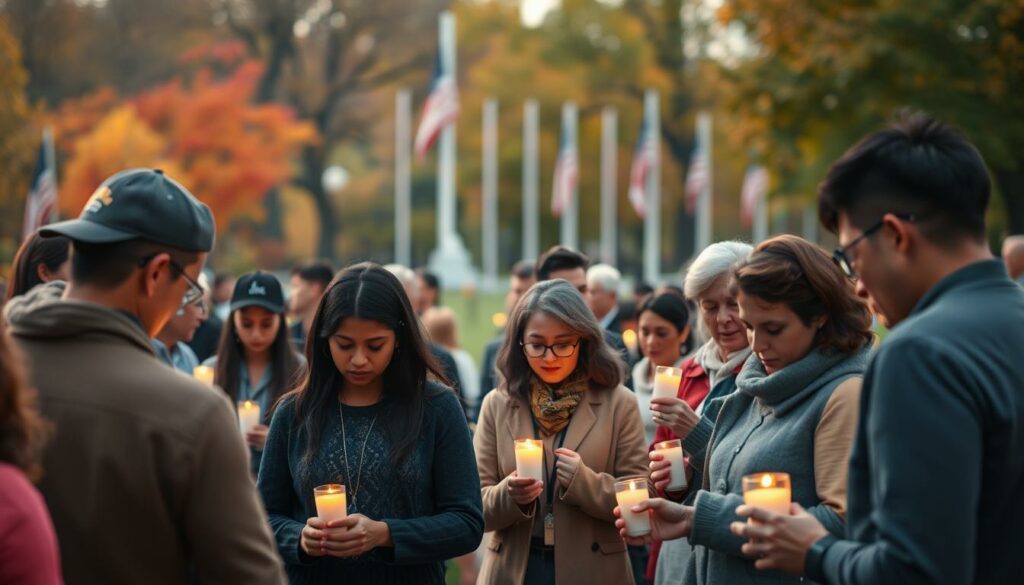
[257,262,483,584]
[631,292,692,444]
[203,271,303,474]
[4,231,70,303]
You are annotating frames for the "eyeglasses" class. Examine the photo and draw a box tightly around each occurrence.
[832,213,914,278]
[521,339,581,358]
[138,255,204,307]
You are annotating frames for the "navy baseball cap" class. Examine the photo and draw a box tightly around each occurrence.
[40,168,214,252]
[230,272,285,314]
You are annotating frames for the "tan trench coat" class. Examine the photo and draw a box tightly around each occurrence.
[474,384,650,585]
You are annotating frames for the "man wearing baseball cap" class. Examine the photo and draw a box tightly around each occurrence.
[5,169,285,584]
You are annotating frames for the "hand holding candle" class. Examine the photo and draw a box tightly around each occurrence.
[237,400,261,438]
[514,438,543,481]
[614,477,652,537]
[742,472,791,523]
[651,365,683,401]
[652,439,687,492]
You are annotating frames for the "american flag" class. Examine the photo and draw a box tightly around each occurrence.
[413,49,460,160]
[551,118,578,217]
[22,129,57,240]
[684,135,708,215]
[628,120,656,218]
[740,165,769,227]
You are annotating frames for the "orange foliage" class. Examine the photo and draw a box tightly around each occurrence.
[55,61,318,231]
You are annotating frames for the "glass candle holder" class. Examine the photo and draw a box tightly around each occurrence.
[514,438,544,481]
[313,484,347,523]
[742,472,792,521]
[615,476,652,537]
[652,438,687,491]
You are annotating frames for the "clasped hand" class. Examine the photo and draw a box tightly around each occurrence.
[301,514,390,558]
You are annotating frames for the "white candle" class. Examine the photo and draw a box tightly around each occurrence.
[237,400,261,437]
[615,477,652,537]
[193,365,215,385]
[653,439,687,491]
[652,365,683,401]
[514,438,544,481]
[742,472,792,519]
[314,484,347,523]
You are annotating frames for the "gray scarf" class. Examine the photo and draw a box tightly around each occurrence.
[693,339,752,390]
[736,345,870,416]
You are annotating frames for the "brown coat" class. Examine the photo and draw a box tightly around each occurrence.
[5,283,285,585]
[474,384,650,585]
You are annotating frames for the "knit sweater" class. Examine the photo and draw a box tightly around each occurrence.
[257,383,483,584]
[682,347,867,585]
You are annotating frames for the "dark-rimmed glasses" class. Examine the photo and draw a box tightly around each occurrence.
[832,213,914,278]
[520,339,581,358]
[138,255,204,307]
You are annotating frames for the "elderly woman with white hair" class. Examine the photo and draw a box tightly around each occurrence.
[644,241,753,585]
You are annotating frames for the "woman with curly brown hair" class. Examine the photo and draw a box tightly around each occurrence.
[0,326,61,584]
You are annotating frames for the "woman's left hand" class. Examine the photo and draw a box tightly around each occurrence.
[554,448,583,489]
[322,514,392,558]
[730,503,828,575]
[650,397,700,440]
[246,424,269,451]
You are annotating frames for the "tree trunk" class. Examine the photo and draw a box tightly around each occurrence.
[996,169,1024,236]
[297,146,336,261]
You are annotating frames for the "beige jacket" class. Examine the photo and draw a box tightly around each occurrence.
[474,384,650,585]
[6,283,285,585]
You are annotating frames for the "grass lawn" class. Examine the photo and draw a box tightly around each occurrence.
[438,290,507,365]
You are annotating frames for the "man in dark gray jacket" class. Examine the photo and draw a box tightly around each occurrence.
[730,114,1024,585]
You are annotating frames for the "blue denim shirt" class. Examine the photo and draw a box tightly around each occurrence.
[151,339,200,375]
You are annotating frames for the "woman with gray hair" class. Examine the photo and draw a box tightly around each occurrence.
[645,241,753,585]
[474,279,649,585]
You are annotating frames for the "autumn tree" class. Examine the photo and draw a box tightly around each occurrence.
[0,15,38,260]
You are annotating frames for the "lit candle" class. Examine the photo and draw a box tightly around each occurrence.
[237,400,262,437]
[652,365,683,401]
[742,472,792,520]
[193,365,215,385]
[314,484,347,523]
[514,438,544,481]
[615,477,652,537]
[652,439,687,491]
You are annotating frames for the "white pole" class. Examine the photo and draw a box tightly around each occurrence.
[753,190,769,244]
[523,99,540,261]
[395,90,412,266]
[560,101,578,250]
[44,127,57,222]
[802,205,819,243]
[643,90,660,284]
[436,11,457,256]
[600,107,617,266]
[482,98,499,291]
[695,111,713,253]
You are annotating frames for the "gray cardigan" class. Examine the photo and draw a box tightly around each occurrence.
[682,346,868,585]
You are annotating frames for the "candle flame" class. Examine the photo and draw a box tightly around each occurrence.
[760,473,773,488]
[629,479,637,491]
[244,400,254,408]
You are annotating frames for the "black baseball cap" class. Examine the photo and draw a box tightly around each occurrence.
[230,272,285,314]
[40,168,214,252]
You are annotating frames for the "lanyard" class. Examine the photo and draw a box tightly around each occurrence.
[530,414,570,507]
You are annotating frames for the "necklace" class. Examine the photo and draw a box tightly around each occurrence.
[339,401,378,507]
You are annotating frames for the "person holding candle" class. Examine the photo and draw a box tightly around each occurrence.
[731,114,1024,585]
[630,292,693,444]
[617,235,872,585]
[473,279,649,585]
[257,262,483,584]
[644,241,753,585]
[203,271,304,475]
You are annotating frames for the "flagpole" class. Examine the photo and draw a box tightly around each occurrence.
[395,89,412,266]
[482,98,499,291]
[753,188,769,243]
[427,10,477,288]
[523,99,539,261]
[600,106,617,266]
[643,90,660,285]
[44,127,57,222]
[560,101,578,250]
[695,111,713,253]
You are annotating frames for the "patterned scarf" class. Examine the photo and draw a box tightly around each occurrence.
[529,372,587,437]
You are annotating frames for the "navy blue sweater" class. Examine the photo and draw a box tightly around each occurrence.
[257,383,483,584]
